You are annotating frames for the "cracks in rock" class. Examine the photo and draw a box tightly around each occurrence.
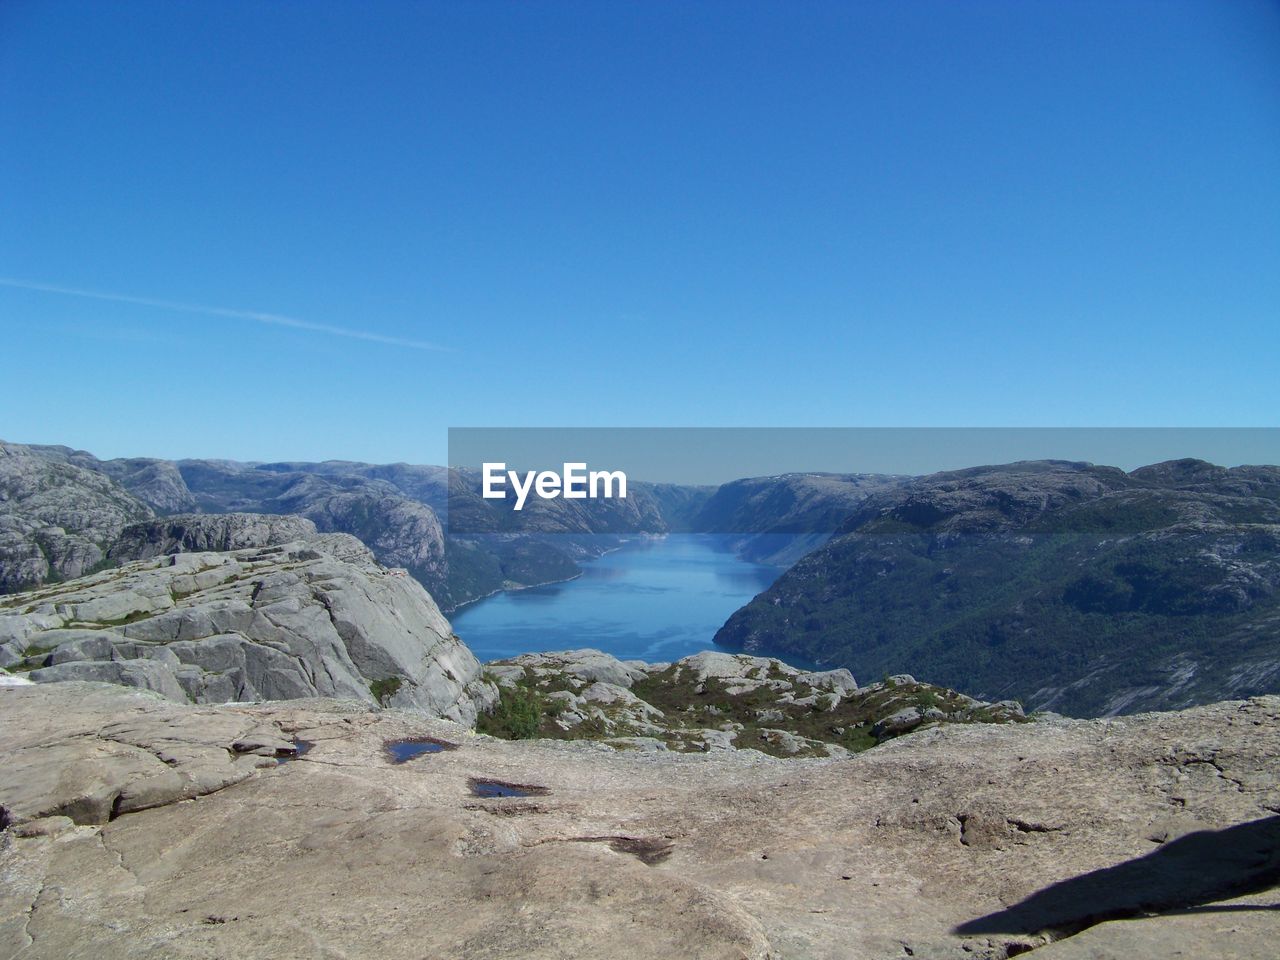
[284,756,367,769]
[17,876,48,951]
[96,828,141,886]
[309,590,353,695]
[1201,756,1247,792]
[463,801,551,817]
[1181,756,1247,793]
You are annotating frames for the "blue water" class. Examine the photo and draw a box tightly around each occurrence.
[451,534,781,663]
[469,779,547,798]
[385,738,456,762]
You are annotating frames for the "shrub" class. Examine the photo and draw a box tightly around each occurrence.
[370,676,403,705]
[478,682,547,740]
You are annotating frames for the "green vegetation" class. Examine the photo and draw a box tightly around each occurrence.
[369,676,403,705]
[718,478,1280,717]
[477,674,554,739]
[84,556,119,577]
[478,660,1026,758]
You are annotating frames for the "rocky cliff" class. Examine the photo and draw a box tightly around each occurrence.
[689,471,907,564]
[717,459,1280,717]
[108,512,319,561]
[0,442,152,593]
[1,681,1276,959]
[0,534,495,724]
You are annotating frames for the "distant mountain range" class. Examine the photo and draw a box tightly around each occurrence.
[4,440,1278,717]
[716,459,1280,716]
[1,441,885,611]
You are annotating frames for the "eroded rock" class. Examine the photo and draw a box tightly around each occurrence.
[0,537,495,723]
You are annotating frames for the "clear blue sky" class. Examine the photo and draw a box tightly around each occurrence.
[2,0,1277,464]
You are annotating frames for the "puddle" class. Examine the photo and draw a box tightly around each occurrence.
[276,740,314,765]
[385,737,458,763]
[468,777,551,799]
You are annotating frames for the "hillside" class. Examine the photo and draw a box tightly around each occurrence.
[0,445,658,610]
[0,442,152,592]
[716,459,1280,717]
[481,648,1025,757]
[1,442,899,610]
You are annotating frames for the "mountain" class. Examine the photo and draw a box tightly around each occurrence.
[0,446,641,610]
[0,442,152,592]
[108,513,319,561]
[0,530,495,723]
[689,472,907,564]
[1,440,906,611]
[715,459,1280,717]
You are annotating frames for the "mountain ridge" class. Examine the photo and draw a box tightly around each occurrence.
[716,458,1280,716]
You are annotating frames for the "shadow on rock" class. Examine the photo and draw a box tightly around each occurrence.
[955,815,1280,937]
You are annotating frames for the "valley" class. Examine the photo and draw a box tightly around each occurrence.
[4,440,1280,718]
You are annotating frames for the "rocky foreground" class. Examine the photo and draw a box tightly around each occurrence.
[2,681,1277,960]
[485,649,1026,757]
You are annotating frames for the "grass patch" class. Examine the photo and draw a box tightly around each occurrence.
[478,678,551,739]
[370,676,404,705]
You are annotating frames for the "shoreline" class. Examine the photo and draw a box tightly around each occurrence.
[443,533,669,615]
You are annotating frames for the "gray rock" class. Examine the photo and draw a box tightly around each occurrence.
[491,649,651,689]
[29,659,188,702]
[0,441,152,592]
[0,682,280,825]
[109,513,318,562]
[4,683,1277,959]
[874,706,924,735]
[2,537,495,724]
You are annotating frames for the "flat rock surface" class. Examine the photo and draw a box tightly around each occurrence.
[2,682,1277,959]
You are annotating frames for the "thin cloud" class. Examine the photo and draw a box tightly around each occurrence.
[0,277,451,352]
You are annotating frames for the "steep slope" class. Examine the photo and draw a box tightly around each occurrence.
[0,442,153,592]
[690,471,908,563]
[0,533,495,723]
[109,512,319,561]
[716,460,1280,717]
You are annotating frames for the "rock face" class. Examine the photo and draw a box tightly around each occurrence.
[0,536,495,724]
[1,681,1277,959]
[0,682,292,826]
[97,457,198,514]
[108,512,319,562]
[717,459,1280,717]
[0,441,153,593]
[483,649,1024,756]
